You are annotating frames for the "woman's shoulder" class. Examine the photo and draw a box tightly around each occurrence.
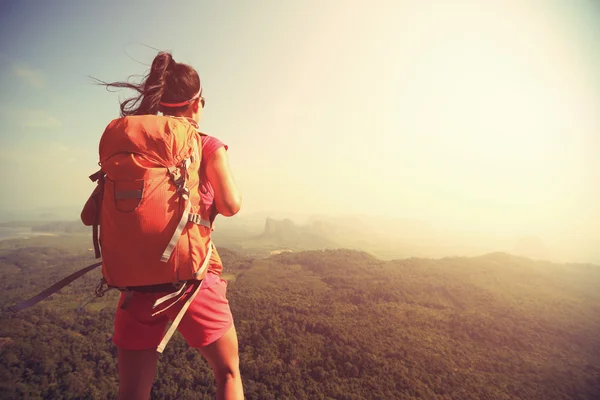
[200,133,228,160]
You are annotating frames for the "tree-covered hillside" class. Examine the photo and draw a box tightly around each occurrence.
[0,236,599,399]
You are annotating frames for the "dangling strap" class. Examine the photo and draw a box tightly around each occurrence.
[152,281,190,310]
[156,280,203,354]
[154,241,213,313]
[7,261,103,313]
[194,241,213,279]
[151,288,188,317]
[153,242,214,353]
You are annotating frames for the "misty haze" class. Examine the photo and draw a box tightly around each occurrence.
[1,1,599,399]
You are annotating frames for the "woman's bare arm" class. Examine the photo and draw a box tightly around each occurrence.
[205,147,242,217]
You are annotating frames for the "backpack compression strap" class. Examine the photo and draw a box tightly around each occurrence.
[89,170,105,259]
[160,151,211,262]
[7,261,103,313]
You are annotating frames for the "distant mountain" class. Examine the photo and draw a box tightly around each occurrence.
[513,236,551,260]
[32,220,90,234]
[9,211,593,264]
[0,220,89,234]
[0,206,80,224]
[235,217,339,254]
[211,215,510,260]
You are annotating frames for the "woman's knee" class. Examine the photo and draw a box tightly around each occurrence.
[213,356,241,384]
[198,325,241,381]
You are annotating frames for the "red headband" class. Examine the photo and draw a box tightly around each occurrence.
[159,88,202,107]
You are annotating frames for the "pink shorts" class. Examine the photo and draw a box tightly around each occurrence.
[113,272,233,350]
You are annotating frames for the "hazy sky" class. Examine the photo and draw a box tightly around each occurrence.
[0,1,599,257]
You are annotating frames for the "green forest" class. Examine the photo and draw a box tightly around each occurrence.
[0,234,599,399]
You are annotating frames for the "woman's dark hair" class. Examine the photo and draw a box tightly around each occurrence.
[93,51,200,117]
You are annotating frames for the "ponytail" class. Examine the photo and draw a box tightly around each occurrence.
[92,51,200,117]
[132,52,172,115]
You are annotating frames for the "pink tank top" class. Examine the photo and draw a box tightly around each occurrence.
[199,135,228,218]
[199,135,228,276]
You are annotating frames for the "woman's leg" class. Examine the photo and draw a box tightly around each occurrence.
[113,290,169,400]
[198,324,244,400]
[117,348,159,400]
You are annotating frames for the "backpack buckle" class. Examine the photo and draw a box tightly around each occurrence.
[94,278,113,298]
[168,166,188,195]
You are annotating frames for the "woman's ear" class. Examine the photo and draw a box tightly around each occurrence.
[191,97,201,113]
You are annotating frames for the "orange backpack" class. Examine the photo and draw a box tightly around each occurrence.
[11,115,219,352]
[82,114,217,289]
